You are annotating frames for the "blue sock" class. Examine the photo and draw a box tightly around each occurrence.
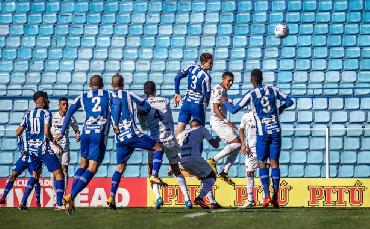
[1,180,14,200]
[259,168,270,198]
[71,170,94,200]
[271,168,280,200]
[35,182,41,204]
[110,171,122,198]
[72,168,85,192]
[21,177,37,206]
[151,151,163,177]
[55,179,65,207]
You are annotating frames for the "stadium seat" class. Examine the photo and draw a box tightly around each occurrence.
[338,165,354,178]
[354,166,370,177]
[289,165,304,177]
[305,165,321,177]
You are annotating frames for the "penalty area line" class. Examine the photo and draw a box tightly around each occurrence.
[183,209,233,218]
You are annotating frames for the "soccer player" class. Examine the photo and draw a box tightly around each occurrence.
[222,69,294,208]
[107,74,166,210]
[177,119,222,209]
[239,110,258,208]
[137,81,192,209]
[50,97,80,207]
[16,91,65,210]
[56,75,117,214]
[173,53,213,136]
[0,136,42,207]
[207,72,242,186]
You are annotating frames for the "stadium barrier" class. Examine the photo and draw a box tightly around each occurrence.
[1,177,369,208]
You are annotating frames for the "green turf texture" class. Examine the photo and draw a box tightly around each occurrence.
[2,208,370,229]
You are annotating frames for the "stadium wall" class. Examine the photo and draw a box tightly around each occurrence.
[1,177,368,208]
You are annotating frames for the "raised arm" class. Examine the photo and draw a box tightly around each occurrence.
[174,65,192,95]
[60,95,82,136]
[129,91,151,114]
[202,128,221,149]
[223,92,252,114]
[202,75,211,106]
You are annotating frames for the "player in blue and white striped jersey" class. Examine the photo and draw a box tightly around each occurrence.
[107,74,166,210]
[222,69,294,208]
[173,53,213,136]
[15,91,65,210]
[56,75,118,214]
[0,135,42,207]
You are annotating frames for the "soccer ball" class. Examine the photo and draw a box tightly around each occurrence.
[274,23,289,38]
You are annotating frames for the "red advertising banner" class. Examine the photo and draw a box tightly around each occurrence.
[0,178,147,207]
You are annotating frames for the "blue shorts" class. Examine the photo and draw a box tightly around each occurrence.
[116,134,157,164]
[39,151,61,173]
[80,133,107,163]
[13,156,40,175]
[256,132,282,162]
[178,101,205,125]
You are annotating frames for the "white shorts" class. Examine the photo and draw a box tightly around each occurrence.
[180,160,212,179]
[51,144,70,165]
[148,138,179,164]
[245,147,258,172]
[210,119,239,143]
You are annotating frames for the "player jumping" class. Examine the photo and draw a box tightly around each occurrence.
[177,119,222,209]
[239,110,258,208]
[50,97,80,207]
[16,91,65,210]
[107,74,166,210]
[0,136,42,207]
[137,81,192,209]
[173,53,213,136]
[207,71,242,187]
[56,75,117,214]
[222,69,293,208]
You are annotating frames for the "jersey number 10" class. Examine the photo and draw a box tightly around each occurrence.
[30,117,41,134]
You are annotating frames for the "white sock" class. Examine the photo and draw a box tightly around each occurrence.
[206,191,216,204]
[247,176,254,202]
[151,183,161,199]
[176,174,190,202]
[213,143,241,162]
[223,150,239,173]
[63,170,68,194]
[50,173,56,204]
[199,178,215,199]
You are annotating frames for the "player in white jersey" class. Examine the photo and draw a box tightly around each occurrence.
[177,119,222,209]
[207,72,242,186]
[137,81,192,209]
[50,97,80,207]
[239,110,258,208]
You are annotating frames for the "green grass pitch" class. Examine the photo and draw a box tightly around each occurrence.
[2,207,370,229]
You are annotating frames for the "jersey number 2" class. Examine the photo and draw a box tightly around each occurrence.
[92,97,102,112]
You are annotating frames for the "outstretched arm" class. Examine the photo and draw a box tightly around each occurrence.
[174,65,192,95]
[60,96,81,136]
[222,92,252,114]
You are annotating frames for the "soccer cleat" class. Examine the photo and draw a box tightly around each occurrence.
[185,200,192,209]
[243,200,256,209]
[63,195,74,215]
[149,176,168,187]
[207,158,218,174]
[154,197,163,209]
[271,199,280,209]
[210,202,222,209]
[194,197,210,209]
[167,167,174,177]
[0,199,5,205]
[107,196,117,210]
[218,172,235,186]
[18,204,28,210]
[36,202,41,208]
[262,197,272,208]
[54,205,64,211]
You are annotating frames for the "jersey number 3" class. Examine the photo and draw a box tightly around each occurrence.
[92,97,102,112]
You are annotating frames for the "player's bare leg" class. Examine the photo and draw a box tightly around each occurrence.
[208,137,241,175]
[107,163,127,210]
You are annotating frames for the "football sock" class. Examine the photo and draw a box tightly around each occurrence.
[1,180,14,200]
[199,178,215,199]
[246,176,254,202]
[21,177,37,206]
[55,179,65,207]
[71,170,94,200]
[110,171,122,198]
[71,167,85,192]
[151,150,164,177]
[63,170,68,194]
[206,191,216,204]
[271,168,280,200]
[35,181,41,204]
[151,183,161,199]
[259,168,270,198]
[223,150,239,173]
[214,143,241,162]
[176,173,190,202]
[50,173,56,203]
